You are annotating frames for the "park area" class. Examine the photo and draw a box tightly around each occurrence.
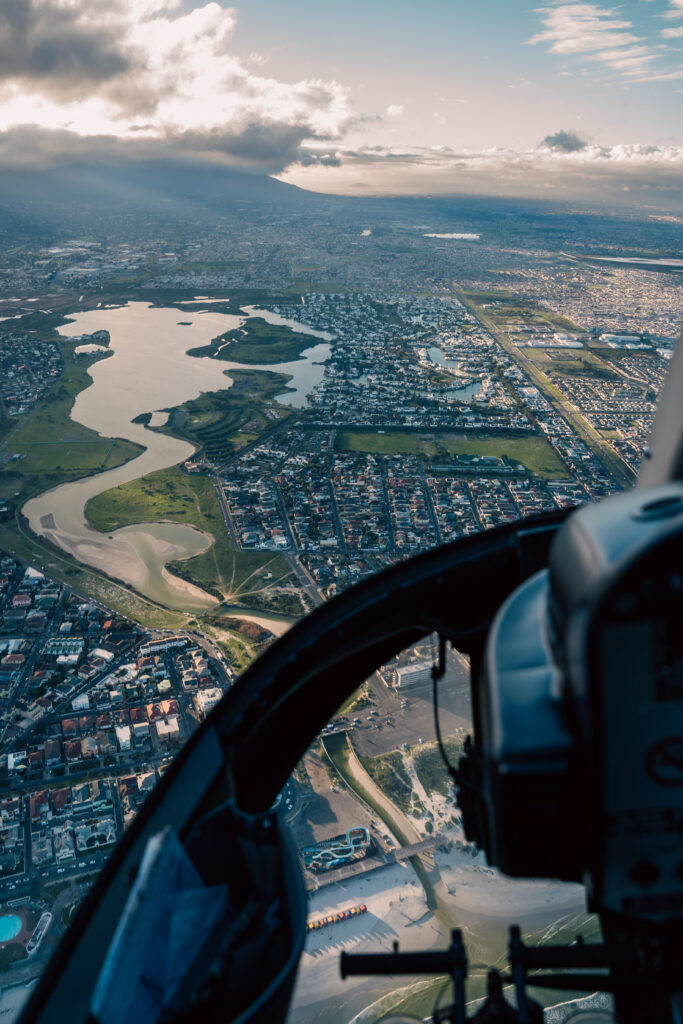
[336,430,568,478]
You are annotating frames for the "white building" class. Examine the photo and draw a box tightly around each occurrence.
[194,688,224,718]
[71,693,90,712]
[156,719,180,742]
[394,662,432,689]
[115,725,131,752]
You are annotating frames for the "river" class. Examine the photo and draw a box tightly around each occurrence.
[23,302,331,611]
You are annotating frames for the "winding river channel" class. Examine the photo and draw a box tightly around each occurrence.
[23,302,332,612]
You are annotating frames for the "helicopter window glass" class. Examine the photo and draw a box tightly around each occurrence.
[285,636,599,1023]
[0,0,677,1013]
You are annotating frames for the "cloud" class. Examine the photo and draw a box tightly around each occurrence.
[0,0,354,172]
[282,138,683,208]
[541,129,587,152]
[0,120,350,174]
[0,0,133,98]
[386,104,404,118]
[527,4,642,56]
[526,2,680,79]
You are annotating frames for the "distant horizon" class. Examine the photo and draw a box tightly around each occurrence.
[0,1,680,207]
[1,152,681,215]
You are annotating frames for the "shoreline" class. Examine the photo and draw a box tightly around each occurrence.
[21,300,328,612]
[290,846,588,1024]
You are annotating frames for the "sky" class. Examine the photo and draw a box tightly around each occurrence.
[1,0,682,201]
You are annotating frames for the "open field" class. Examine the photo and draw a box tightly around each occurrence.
[337,432,437,455]
[336,431,568,478]
[189,315,315,364]
[522,348,617,379]
[0,340,142,507]
[460,289,585,334]
[85,467,298,610]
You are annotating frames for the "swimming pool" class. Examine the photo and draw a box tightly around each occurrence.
[0,915,22,943]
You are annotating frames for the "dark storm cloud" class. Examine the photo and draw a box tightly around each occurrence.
[541,130,588,152]
[174,122,317,172]
[0,2,354,171]
[0,0,133,95]
[0,122,344,174]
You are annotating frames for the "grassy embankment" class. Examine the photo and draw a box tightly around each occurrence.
[85,467,298,610]
[412,738,463,797]
[358,749,416,816]
[336,431,568,479]
[0,321,187,625]
[160,368,295,461]
[188,316,317,364]
[337,682,374,715]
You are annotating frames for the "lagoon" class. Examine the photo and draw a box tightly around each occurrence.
[427,346,482,401]
[24,302,330,610]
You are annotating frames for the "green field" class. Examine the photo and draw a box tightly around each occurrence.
[188,316,316,364]
[337,432,437,456]
[336,431,568,478]
[161,369,293,460]
[461,289,585,334]
[0,340,142,507]
[85,467,297,610]
[523,348,618,380]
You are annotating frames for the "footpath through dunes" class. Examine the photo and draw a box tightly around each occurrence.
[323,732,588,938]
[344,739,421,847]
[322,731,457,937]
[22,301,331,611]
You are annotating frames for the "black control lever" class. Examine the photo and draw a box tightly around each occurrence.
[340,925,630,1023]
[341,929,468,1024]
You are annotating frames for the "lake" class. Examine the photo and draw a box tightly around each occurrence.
[24,302,331,610]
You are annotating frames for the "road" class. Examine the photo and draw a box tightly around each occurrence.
[455,288,634,489]
[284,552,324,608]
[343,739,421,846]
[378,457,396,550]
[272,480,297,549]
[418,459,442,544]
[213,476,239,546]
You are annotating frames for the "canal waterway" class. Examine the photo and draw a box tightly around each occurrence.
[23,302,331,610]
[427,346,482,401]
